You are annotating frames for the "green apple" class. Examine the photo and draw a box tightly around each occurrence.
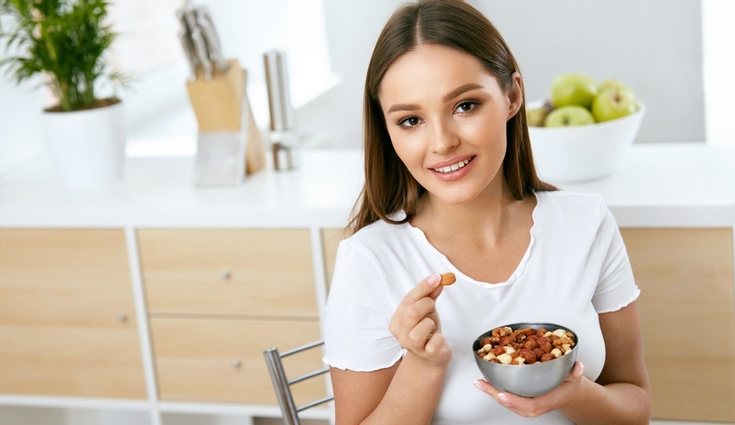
[591,88,637,122]
[543,105,595,127]
[598,79,635,98]
[598,79,627,91]
[526,101,554,127]
[550,73,598,108]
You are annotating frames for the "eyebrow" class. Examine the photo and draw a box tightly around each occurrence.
[386,83,484,113]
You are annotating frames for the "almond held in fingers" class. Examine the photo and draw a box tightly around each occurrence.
[440,272,456,286]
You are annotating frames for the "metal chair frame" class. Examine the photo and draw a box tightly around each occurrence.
[263,340,333,425]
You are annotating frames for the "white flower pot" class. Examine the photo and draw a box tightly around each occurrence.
[42,100,126,189]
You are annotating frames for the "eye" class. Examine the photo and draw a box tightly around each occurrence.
[455,101,479,114]
[398,115,422,128]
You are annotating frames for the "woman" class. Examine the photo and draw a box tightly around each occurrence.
[323,1,650,424]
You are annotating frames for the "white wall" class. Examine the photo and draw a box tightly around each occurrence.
[295,0,406,147]
[0,10,47,176]
[300,0,704,148]
[0,78,46,176]
[0,1,707,176]
[472,0,704,144]
[701,0,735,146]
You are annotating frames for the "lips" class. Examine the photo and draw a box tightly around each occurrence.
[429,156,475,174]
[428,155,476,181]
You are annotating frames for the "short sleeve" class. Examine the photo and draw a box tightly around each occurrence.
[323,239,404,371]
[592,205,641,313]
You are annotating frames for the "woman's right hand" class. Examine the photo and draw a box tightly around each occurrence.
[388,274,452,368]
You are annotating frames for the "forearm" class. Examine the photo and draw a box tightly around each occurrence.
[361,353,445,425]
[562,379,650,425]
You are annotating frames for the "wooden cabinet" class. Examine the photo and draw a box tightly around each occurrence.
[150,317,322,405]
[137,228,324,404]
[321,228,345,289]
[138,229,318,318]
[1,226,733,421]
[0,229,146,399]
[622,228,735,422]
[2,146,732,424]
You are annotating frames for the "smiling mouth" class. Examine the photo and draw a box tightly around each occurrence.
[432,157,473,174]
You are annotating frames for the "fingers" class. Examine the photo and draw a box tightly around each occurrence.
[473,380,540,417]
[473,378,499,396]
[391,297,438,342]
[392,274,441,326]
[569,361,585,379]
[424,329,449,357]
[389,273,453,366]
[474,361,587,418]
[401,274,442,305]
[405,297,438,323]
[407,316,436,348]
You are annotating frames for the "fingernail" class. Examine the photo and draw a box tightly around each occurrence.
[497,393,510,404]
[427,274,441,286]
[577,362,585,376]
[472,379,483,389]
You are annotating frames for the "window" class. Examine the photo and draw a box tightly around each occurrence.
[110,0,337,156]
[702,0,735,145]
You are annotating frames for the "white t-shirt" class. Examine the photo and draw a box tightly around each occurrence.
[323,191,640,424]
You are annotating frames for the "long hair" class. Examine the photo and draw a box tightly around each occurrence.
[348,0,555,234]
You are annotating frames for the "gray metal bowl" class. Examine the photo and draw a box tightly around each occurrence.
[472,322,577,397]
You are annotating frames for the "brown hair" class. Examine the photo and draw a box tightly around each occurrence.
[348,0,555,234]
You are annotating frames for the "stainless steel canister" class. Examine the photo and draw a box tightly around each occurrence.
[263,50,298,171]
[263,50,296,132]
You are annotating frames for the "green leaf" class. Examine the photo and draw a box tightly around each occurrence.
[0,0,130,110]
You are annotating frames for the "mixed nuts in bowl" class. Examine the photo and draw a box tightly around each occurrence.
[472,322,577,397]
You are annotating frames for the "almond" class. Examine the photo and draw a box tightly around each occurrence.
[440,272,456,286]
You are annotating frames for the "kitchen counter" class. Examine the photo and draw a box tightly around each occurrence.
[2,141,734,424]
[0,142,734,228]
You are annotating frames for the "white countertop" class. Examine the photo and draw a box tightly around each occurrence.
[1,143,734,228]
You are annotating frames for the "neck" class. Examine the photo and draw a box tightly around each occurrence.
[414,180,521,248]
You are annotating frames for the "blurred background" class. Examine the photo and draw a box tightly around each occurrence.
[0,0,732,174]
[1,2,734,425]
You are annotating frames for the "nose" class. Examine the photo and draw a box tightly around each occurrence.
[429,118,459,154]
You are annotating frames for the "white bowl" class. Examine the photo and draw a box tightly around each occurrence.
[528,101,645,183]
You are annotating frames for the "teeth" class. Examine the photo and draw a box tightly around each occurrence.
[434,158,470,173]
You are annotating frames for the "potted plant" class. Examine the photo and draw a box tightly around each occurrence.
[0,0,128,188]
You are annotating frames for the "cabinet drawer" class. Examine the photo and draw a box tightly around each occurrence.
[321,228,345,290]
[0,229,146,398]
[138,229,317,318]
[622,228,735,422]
[151,317,323,405]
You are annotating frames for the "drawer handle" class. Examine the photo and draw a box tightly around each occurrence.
[117,313,128,323]
[230,359,242,369]
[220,270,232,280]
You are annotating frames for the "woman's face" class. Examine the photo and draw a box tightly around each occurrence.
[378,43,522,206]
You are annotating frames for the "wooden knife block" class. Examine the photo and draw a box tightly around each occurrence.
[186,59,265,178]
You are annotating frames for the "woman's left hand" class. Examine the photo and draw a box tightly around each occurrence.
[473,361,586,418]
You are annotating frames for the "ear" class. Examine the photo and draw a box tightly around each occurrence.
[506,72,524,120]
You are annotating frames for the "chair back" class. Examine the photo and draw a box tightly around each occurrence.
[263,340,333,425]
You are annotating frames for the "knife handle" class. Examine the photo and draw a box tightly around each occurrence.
[190,28,213,80]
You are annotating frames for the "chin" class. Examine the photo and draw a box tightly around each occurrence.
[426,177,503,207]
[430,188,483,206]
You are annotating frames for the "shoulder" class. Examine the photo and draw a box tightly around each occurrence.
[334,217,429,294]
[343,217,410,254]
